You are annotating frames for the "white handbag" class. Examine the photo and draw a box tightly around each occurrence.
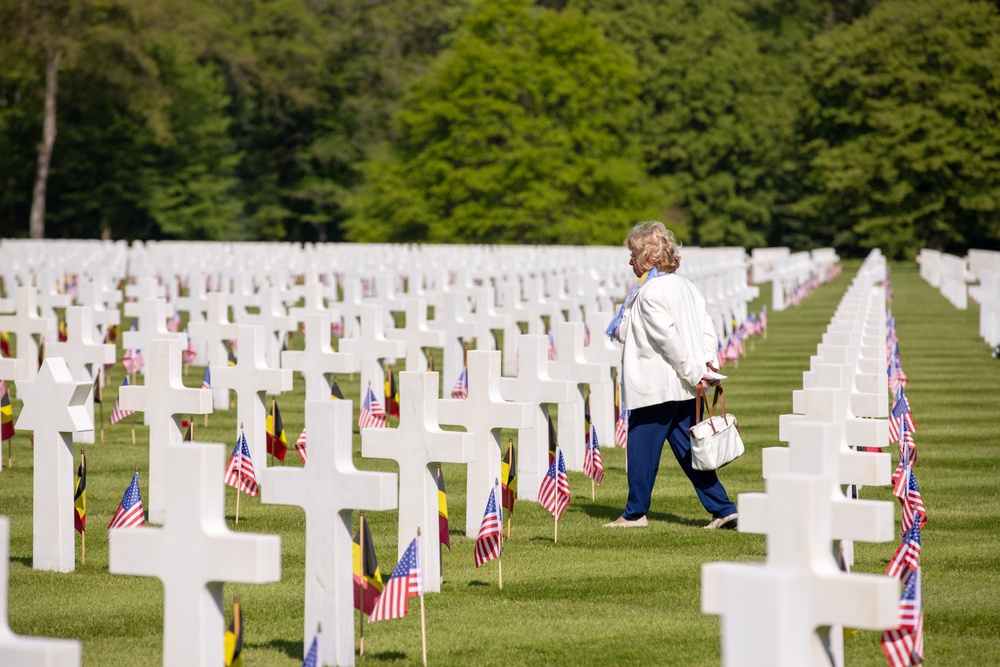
[689,385,744,471]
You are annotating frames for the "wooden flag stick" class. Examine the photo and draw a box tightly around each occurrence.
[591,478,595,502]
[81,530,85,566]
[99,398,104,443]
[417,526,427,667]
[6,439,10,469]
[190,416,194,441]
[204,412,208,428]
[554,510,558,544]
[235,422,243,527]
[358,511,366,658]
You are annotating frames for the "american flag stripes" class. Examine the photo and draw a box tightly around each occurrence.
[900,467,927,535]
[615,407,629,448]
[109,377,134,425]
[107,471,145,538]
[166,310,181,332]
[358,385,387,429]
[886,522,921,581]
[451,367,468,399]
[182,334,197,366]
[583,423,604,486]
[295,428,307,463]
[538,446,570,520]
[368,537,422,623]
[122,348,144,375]
[881,569,923,667]
[201,366,211,389]
[302,628,320,667]
[474,485,503,568]
[224,430,259,497]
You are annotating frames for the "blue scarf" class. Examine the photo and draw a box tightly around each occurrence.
[605,267,668,340]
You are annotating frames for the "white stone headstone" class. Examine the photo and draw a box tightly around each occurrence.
[0,516,82,666]
[386,298,444,373]
[361,372,474,592]
[109,442,281,667]
[187,291,237,410]
[439,351,533,537]
[119,338,213,524]
[548,321,607,471]
[427,294,474,398]
[281,313,358,402]
[338,305,404,405]
[14,358,93,572]
[0,287,56,381]
[122,290,186,376]
[236,286,296,370]
[262,399,396,666]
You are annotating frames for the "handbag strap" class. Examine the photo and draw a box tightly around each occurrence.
[694,384,726,435]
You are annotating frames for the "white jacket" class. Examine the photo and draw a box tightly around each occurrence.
[618,273,718,410]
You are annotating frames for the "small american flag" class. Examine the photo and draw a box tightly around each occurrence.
[201,366,211,389]
[295,428,307,463]
[107,471,145,538]
[474,485,503,568]
[109,377,134,425]
[182,334,197,366]
[302,627,320,667]
[368,537,421,623]
[166,309,181,332]
[358,385,387,429]
[887,522,921,581]
[897,421,917,469]
[224,431,259,497]
[615,408,629,448]
[900,467,927,535]
[547,330,557,361]
[583,423,604,486]
[122,348,144,375]
[538,446,570,520]
[451,367,469,399]
[881,568,923,667]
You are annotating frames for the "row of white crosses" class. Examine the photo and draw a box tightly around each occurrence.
[922,247,1000,348]
[702,250,899,667]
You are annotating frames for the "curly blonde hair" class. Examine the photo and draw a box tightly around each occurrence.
[625,221,681,273]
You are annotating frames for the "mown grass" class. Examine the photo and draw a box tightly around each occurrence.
[1,260,998,665]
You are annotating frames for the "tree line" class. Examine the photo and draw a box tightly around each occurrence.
[1,0,998,258]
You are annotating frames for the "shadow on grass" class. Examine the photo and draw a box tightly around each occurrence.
[250,637,304,661]
[467,580,490,587]
[578,502,705,528]
[366,650,408,661]
[647,511,705,528]
[11,556,31,567]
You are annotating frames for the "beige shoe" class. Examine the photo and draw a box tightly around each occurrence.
[603,516,648,528]
[704,513,738,530]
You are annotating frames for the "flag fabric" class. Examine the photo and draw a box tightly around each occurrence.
[227,341,238,366]
[225,431,259,497]
[368,537,422,623]
[887,522,921,581]
[501,440,517,514]
[0,331,10,357]
[224,596,243,667]
[547,330,557,360]
[107,472,145,538]
[104,324,119,345]
[183,334,197,366]
[266,400,288,462]
[384,366,400,418]
[881,569,923,667]
[538,446,570,520]
[900,468,927,535]
[547,410,557,465]
[583,389,592,443]
[353,516,384,616]
[302,628,320,667]
[474,485,503,568]
[202,366,211,389]
[451,367,469,399]
[58,315,68,342]
[294,429,307,463]
[358,385,387,429]
[331,379,344,400]
[614,382,628,447]
[122,347,144,375]
[182,419,193,442]
[583,423,604,486]
[92,373,102,404]
[437,464,450,550]
[74,449,86,533]
[0,380,14,441]
[166,310,181,332]
[109,377,135,425]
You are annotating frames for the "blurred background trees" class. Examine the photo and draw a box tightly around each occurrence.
[1,0,997,257]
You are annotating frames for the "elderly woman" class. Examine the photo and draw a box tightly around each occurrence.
[604,221,738,529]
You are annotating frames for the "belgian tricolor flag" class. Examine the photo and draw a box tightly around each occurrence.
[1,380,14,441]
[227,341,238,366]
[501,438,517,514]
[384,366,400,419]
[266,399,287,461]
[331,379,345,400]
[437,464,450,550]
[0,331,10,357]
[547,409,557,465]
[224,594,243,667]
[352,513,384,616]
[74,448,86,533]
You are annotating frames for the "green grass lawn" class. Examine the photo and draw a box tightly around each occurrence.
[1,260,998,665]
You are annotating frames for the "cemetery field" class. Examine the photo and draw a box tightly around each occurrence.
[1,260,998,666]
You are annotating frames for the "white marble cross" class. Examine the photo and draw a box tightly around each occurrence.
[14,358,92,572]
[119,337,213,524]
[122,290,186,376]
[289,270,338,328]
[281,313,359,401]
[548,321,608,471]
[236,286,296,370]
[34,269,71,321]
[427,293,474,398]
[499,334,577,500]
[702,474,899,667]
[75,276,121,344]
[386,298,444,373]
[583,309,620,449]
[0,287,55,380]
[332,277,365,340]
[187,291,237,410]
[44,306,115,445]
[338,305,404,404]
[361,372,474,592]
[0,517,81,666]
[439,351,532,538]
[211,325,292,470]
[262,399,396,666]
[466,286,510,353]
[109,442,281,667]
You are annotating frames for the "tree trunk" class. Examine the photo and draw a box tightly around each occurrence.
[29,46,61,240]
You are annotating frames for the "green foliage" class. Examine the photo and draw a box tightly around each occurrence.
[344,0,663,245]
[794,0,1000,259]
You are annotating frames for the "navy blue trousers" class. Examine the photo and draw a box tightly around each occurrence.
[623,398,737,520]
